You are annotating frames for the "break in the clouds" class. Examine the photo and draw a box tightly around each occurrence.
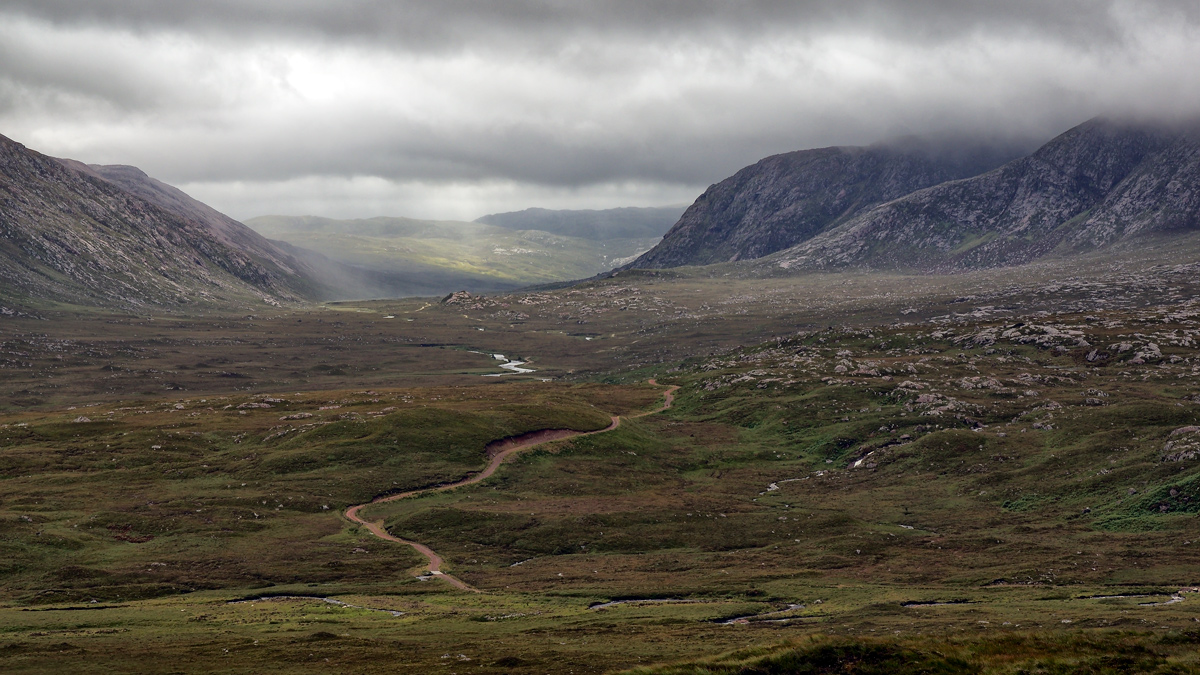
[2,1,1199,220]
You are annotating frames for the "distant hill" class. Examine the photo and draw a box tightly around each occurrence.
[246,214,662,290]
[475,206,684,240]
[770,117,1200,272]
[0,133,321,310]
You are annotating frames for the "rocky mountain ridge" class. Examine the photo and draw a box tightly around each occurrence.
[773,117,1200,272]
[629,117,1200,273]
[0,133,319,310]
[628,141,1021,268]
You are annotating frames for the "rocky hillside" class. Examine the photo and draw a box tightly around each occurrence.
[57,160,313,274]
[772,118,1200,272]
[0,133,319,310]
[628,142,1017,268]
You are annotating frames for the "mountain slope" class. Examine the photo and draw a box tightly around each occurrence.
[476,206,683,240]
[0,133,315,309]
[628,142,1017,268]
[771,118,1200,271]
[57,161,308,271]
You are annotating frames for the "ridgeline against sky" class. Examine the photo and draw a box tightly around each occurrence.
[2,1,1199,220]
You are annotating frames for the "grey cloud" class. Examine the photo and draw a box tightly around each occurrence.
[0,39,173,114]
[2,0,1199,219]
[5,1,1198,50]
[44,108,1047,189]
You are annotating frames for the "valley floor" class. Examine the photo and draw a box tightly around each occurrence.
[4,241,1200,673]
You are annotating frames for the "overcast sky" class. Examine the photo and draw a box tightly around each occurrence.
[3,1,1199,221]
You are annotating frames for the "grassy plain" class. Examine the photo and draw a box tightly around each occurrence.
[4,238,1200,672]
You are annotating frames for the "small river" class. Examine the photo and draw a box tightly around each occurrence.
[481,353,536,376]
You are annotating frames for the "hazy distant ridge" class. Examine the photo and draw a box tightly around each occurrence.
[476,206,684,240]
[246,213,665,293]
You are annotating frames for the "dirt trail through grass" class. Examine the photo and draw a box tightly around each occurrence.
[344,380,678,591]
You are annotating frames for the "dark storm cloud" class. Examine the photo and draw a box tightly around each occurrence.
[5,0,1195,48]
[2,1,1199,219]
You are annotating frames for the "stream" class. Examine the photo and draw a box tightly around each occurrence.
[471,352,536,376]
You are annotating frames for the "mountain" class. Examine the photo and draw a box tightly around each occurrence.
[475,206,684,240]
[0,133,322,310]
[246,214,662,290]
[627,141,1020,268]
[56,161,306,271]
[622,117,1200,274]
[771,117,1200,271]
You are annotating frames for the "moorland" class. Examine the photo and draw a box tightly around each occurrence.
[4,233,1200,673]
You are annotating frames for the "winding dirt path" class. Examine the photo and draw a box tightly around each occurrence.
[344,380,679,592]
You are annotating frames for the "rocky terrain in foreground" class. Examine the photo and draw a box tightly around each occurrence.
[3,246,1200,672]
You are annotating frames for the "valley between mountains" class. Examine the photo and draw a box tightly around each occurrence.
[3,117,1200,673]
